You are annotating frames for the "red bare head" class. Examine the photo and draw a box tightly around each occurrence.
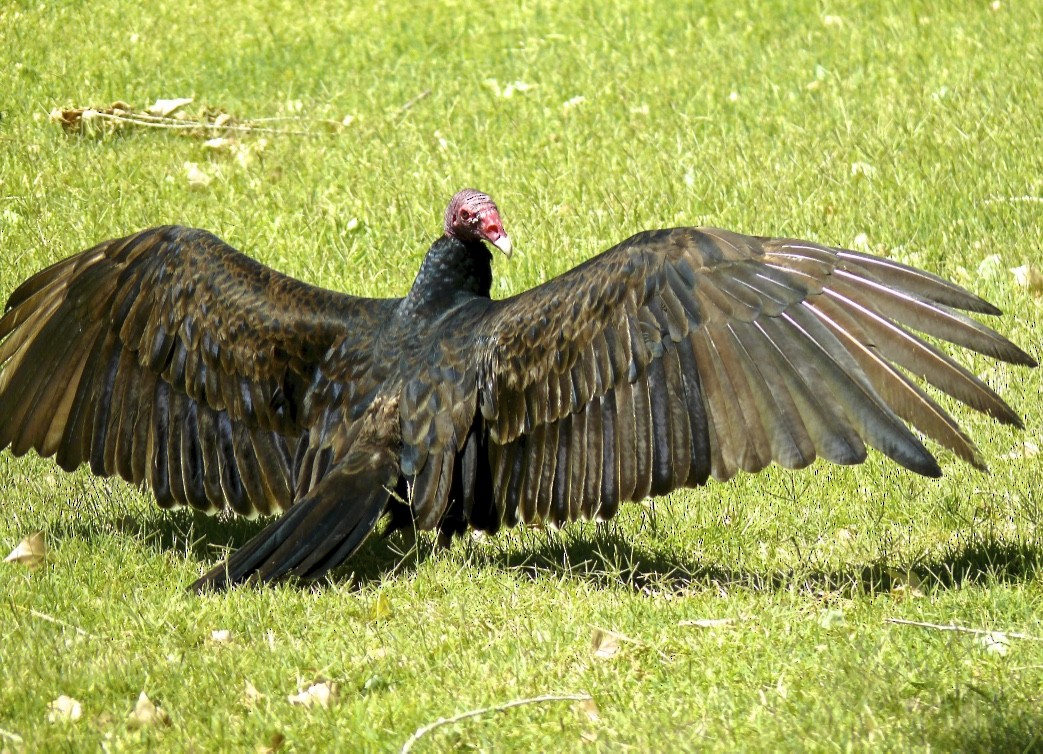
[443,189,512,256]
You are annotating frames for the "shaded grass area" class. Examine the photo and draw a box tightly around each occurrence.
[2,0,1042,751]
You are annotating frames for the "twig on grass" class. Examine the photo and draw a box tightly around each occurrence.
[14,604,98,639]
[885,618,1043,642]
[87,111,319,137]
[397,89,432,115]
[400,693,592,753]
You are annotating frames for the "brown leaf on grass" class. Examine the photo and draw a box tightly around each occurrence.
[203,136,235,151]
[5,532,46,569]
[256,731,286,753]
[287,681,337,709]
[126,692,171,730]
[243,680,265,708]
[1011,264,1043,295]
[147,98,194,117]
[47,695,82,723]
[1002,440,1040,460]
[590,629,621,659]
[184,162,212,188]
[888,568,925,600]
[577,697,601,723]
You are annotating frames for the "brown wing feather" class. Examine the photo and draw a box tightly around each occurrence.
[0,225,395,517]
[476,226,1036,527]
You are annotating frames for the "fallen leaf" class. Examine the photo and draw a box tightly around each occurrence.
[203,137,234,151]
[819,609,846,629]
[184,162,211,188]
[210,629,232,643]
[563,95,586,111]
[979,632,1009,656]
[147,97,193,117]
[851,161,876,178]
[287,681,336,708]
[501,81,535,98]
[977,254,1004,279]
[257,731,286,753]
[590,628,621,659]
[1002,440,1040,460]
[362,675,390,693]
[5,532,46,569]
[368,594,393,622]
[888,568,924,599]
[244,680,265,707]
[577,697,601,723]
[126,691,171,730]
[1011,264,1043,294]
[47,695,82,723]
[678,618,734,629]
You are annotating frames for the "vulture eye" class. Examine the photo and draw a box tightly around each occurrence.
[459,208,472,221]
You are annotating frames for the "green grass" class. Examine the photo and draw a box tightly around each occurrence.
[2,0,1042,750]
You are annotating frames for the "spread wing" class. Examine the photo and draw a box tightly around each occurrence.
[474,227,1036,527]
[0,226,395,517]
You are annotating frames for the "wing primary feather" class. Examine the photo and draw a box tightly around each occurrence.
[754,317,867,466]
[726,321,816,469]
[821,289,1025,426]
[782,305,940,476]
[835,248,1004,314]
[807,298,987,469]
[831,272,1035,366]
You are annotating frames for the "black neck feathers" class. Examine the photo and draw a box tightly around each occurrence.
[400,235,493,318]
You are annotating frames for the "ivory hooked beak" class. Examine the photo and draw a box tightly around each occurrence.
[491,234,513,257]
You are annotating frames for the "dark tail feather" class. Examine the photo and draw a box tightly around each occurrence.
[192,449,397,592]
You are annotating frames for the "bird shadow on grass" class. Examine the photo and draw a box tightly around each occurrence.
[454,527,1043,597]
[50,505,1043,597]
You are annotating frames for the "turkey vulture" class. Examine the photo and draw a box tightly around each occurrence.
[0,189,1035,591]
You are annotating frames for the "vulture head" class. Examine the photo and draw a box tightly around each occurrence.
[443,188,512,257]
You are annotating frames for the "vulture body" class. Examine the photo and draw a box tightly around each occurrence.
[0,189,1035,591]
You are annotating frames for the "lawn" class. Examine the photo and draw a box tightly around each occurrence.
[1,0,1042,751]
